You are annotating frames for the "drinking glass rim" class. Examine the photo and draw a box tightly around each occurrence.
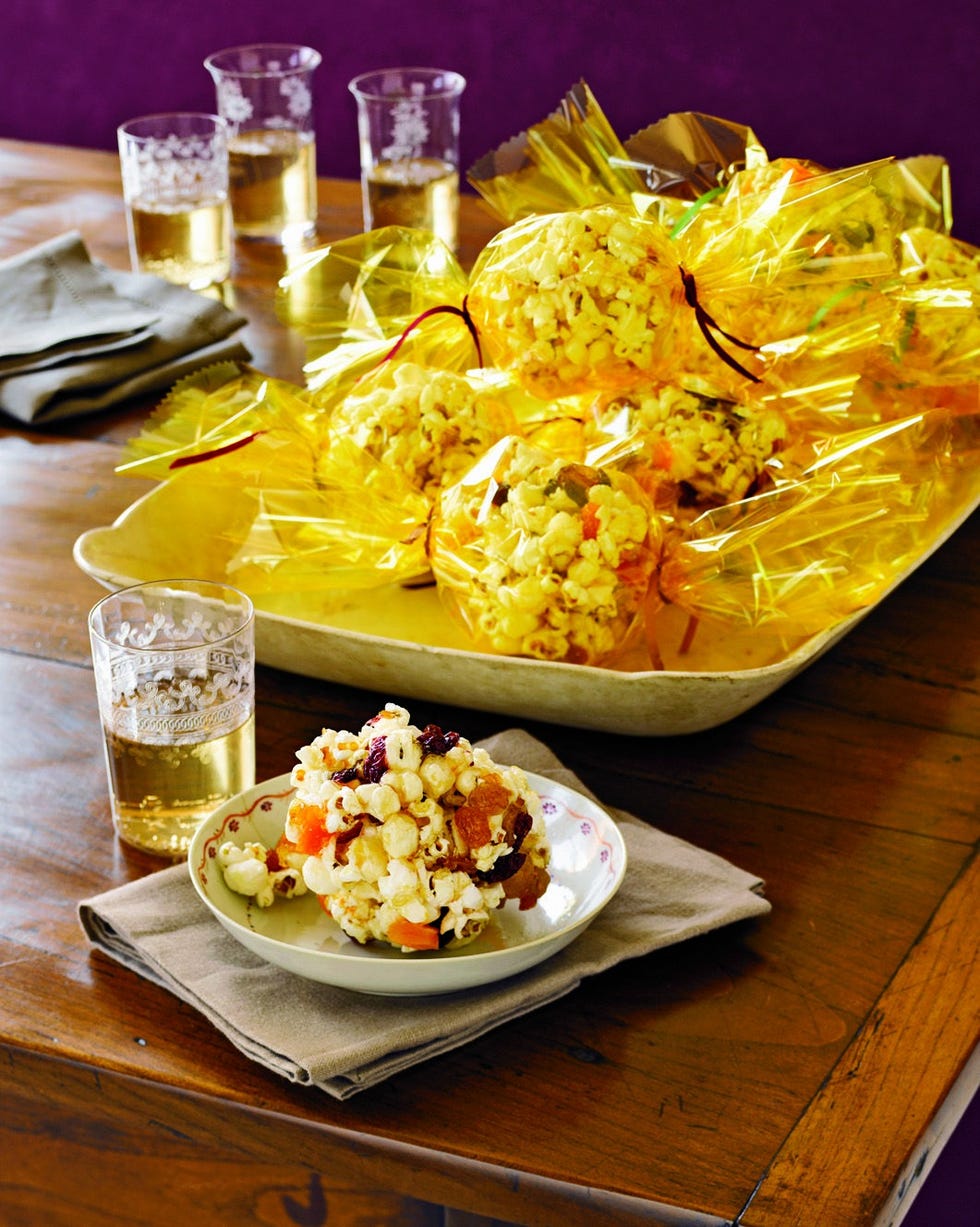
[88,579,254,650]
[117,113,227,142]
[205,43,322,77]
[348,67,467,101]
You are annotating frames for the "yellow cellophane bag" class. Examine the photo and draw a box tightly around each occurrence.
[675,157,903,336]
[656,406,980,639]
[116,363,320,480]
[583,374,789,523]
[466,204,689,399]
[621,108,768,228]
[871,228,980,382]
[467,81,767,227]
[428,436,662,666]
[276,226,479,398]
[115,363,432,597]
[466,81,648,223]
[682,156,949,375]
[757,224,980,444]
[319,359,521,499]
[465,155,908,404]
[215,431,433,595]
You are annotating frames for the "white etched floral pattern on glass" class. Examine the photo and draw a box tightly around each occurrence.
[381,99,431,162]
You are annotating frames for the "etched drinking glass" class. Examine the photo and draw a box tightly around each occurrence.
[117,113,232,290]
[349,68,466,252]
[205,43,321,245]
[88,580,255,859]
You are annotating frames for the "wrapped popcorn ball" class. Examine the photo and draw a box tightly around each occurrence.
[429,437,661,665]
[327,361,517,498]
[467,204,685,398]
[878,227,980,380]
[586,377,788,513]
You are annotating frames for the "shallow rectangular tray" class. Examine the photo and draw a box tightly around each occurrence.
[73,481,977,736]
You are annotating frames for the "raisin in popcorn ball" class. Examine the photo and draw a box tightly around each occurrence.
[278,705,551,951]
[588,378,787,515]
[429,437,660,665]
[327,362,516,498]
[467,205,684,398]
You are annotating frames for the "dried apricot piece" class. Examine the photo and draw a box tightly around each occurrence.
[388,916,440,950]
[453,774,510,849]
[288,803,333,856]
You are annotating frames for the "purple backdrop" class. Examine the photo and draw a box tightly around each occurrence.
[4,0,979,242]
[1,1,978,1220]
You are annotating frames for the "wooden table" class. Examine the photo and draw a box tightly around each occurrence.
[1,138,977,1227]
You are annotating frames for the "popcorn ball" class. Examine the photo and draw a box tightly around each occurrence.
[886,227,980,377]
[670,157,900,377]
[467,205,684,398]
[429,437,660,665]
[225,704,552,952]
[587,378,787,512]
[327,362,517,498]
[217,840,307,908]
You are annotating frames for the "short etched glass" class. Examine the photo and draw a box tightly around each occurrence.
[349,68,466,253]
[89,580,255,858]
[117,113,231,290]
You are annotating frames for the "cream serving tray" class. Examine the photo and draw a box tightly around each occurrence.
[73,480,977,736]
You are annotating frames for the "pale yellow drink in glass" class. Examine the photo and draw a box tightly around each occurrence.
[129,196,231,289]
[365,157,459,251]
[228,128,317,241]
[89,579,255,861]
[105,711,255,858]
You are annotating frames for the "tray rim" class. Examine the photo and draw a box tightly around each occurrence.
[73,481,978,734]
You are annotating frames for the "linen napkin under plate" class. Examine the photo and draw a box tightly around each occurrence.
[0,231,250,423]
[79,729,771,1099]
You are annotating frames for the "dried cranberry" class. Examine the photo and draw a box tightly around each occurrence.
[417,723,460,758]
[508,810,532,851]
[477,850,526,883]
[437,910,455,947]
[330,766,358,784]
[363,736,388,782]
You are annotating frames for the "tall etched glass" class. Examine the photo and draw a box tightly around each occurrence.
[349,68,466,252]
[206,43,321,246]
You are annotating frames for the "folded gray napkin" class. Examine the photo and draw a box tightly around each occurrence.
[78,730,770,1099]
[0,231,251,422]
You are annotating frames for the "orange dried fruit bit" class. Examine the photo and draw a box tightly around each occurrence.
[298,826,335,857]
[288,802,333,855]
[454,806,491,849]
[502,858,551,907]
[269,832,300,871]
[453,774,511,849]
[472,774,511,813]
[387,916,440,951]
